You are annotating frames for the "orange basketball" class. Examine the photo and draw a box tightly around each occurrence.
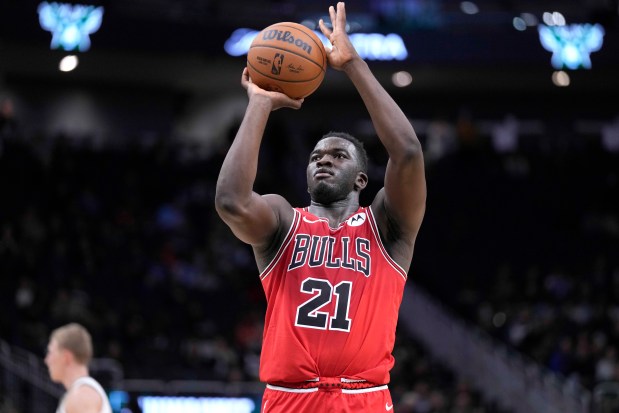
[247,22,327,99]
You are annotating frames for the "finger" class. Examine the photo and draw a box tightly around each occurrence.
[318,18,331,37]
[336,2,346,29]
[241,71,250,90]
[329,5,336,28]
[291,98,304,110]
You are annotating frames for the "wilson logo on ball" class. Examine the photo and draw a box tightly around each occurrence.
[247,22,327,99]
[260,29,314,55]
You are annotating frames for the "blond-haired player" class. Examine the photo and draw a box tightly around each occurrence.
[45,323,112,413]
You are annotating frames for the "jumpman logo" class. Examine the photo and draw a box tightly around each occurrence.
[385,402,394,411]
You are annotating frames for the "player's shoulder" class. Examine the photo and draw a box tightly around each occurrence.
[64,383,103,413]
[263,192,295,218]
[263,193,292,210]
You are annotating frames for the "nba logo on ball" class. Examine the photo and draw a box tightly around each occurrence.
[271,53,284,75]
[247,22,327,99]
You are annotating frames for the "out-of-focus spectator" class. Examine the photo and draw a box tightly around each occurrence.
[596,346,618,382]
[491,114,520,154]
[425,114,458,163]
[601,116,619,153]
[0,98,18,140]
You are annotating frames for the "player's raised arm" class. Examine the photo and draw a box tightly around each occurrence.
[320,2,426,264]
[215,68,301,250]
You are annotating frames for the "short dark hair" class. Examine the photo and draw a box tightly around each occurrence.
[319,131,368,174]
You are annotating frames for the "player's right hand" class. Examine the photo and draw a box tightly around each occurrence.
[242,68,303,111]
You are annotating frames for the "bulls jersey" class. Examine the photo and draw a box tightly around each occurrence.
[258,206,408,385]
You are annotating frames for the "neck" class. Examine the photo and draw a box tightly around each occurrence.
[308,200,360,228]
[62,365,89,390]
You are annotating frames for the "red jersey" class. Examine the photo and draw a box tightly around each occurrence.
[258,206,408,385]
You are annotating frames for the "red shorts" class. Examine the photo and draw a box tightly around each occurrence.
[261,384,394,413]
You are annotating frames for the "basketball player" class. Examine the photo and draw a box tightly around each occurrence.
[215,2,426,412]
[45,323,113,413]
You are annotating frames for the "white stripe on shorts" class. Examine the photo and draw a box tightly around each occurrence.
[342,385,388,394]
[266,384,318,393]
[266,384,388,394]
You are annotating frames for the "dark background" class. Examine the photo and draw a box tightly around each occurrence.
[1,1,619,411]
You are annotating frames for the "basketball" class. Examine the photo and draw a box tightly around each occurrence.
[247,22,327,99]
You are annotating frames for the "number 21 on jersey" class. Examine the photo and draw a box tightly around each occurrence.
[295,277,352,332]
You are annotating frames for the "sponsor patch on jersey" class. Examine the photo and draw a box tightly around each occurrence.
[347,213,366,227]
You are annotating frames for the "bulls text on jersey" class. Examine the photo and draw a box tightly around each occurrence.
[287,234,371,277]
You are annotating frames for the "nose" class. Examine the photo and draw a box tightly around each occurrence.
[316,155,333,166]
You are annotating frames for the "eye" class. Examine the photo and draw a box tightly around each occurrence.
[310,155,320,162]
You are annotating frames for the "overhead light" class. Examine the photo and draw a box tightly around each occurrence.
[551,70,570,87]
[460,1,479,15]
[59,55,79,72]
[392,71,413,87]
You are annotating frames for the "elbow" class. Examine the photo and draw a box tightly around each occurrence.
[399,138,424,162]
[214,190,245,220]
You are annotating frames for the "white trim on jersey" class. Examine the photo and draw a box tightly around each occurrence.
[260,208,301,281]
[367,205,408,280]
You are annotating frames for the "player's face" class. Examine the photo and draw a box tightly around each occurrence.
[307,137,361,204]
[44,339,65,383]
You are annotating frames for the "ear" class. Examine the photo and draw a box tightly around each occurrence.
[354,172,368,191]
[61,348,74,365]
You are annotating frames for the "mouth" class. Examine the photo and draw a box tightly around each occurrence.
[314,169,333,179]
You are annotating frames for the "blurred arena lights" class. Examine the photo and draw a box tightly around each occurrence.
[391,71,413,87]
[519,12,539,27]
[59,55,79,72]
[552,70,571,87]
[512,12,539,31]
[542,11,566,26]
[512,17,527,31]
[224,28,408,60]
[539,23,605,69]
[137,396,256,413]
[38,1,104,52]
[459,1,479,15]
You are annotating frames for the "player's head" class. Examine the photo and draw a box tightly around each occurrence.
[307,131,369,204]
[319,131,369,173]
[45,323,93,382]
